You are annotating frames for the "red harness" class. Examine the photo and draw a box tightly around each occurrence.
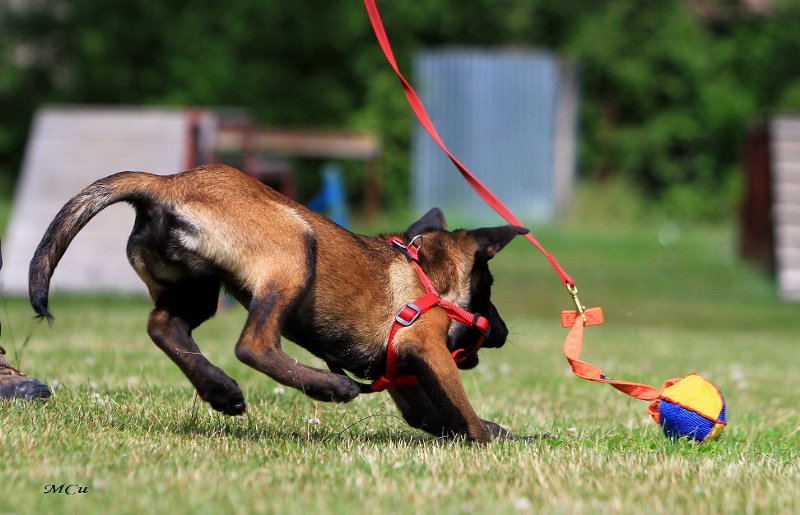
[360,237,490,393]
[362,0,726,432]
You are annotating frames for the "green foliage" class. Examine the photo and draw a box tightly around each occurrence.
[1,1,800,216]
[569,0,800,218]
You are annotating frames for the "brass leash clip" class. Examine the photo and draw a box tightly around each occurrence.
[566,283,586,322]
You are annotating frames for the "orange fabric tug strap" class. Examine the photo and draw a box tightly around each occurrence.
[561,308,668,415]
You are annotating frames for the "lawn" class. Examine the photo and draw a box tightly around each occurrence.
[1,194,799,514]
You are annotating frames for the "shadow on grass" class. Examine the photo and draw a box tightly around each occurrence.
[59,386,551,447]
[65,386,442,446]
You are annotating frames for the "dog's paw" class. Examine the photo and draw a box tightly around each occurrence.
[304,375,361,403]
[198,376,247,416]
[212,390,247,416]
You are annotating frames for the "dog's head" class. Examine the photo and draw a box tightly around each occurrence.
[404,208,528,369]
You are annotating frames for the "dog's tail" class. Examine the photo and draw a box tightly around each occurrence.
[29,171,164,320]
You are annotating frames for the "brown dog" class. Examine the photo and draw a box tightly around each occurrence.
[29,164,527,443]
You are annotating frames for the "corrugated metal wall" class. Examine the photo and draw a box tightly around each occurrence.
[412,49,578,222]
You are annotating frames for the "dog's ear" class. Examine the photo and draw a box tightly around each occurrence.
[470,225,529,261]
[405,208,447,236]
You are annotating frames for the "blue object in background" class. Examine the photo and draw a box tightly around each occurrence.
[307,162,349,228]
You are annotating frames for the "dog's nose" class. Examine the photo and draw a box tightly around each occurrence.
[494,324,508,345]
[487,305,508,346]
[497,324,508,341]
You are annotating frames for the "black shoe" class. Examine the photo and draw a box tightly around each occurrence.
[0,346,51,400]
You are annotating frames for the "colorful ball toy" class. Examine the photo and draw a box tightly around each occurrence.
[655,373,727,442]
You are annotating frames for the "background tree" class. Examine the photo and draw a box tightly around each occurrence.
[1,0,799,216]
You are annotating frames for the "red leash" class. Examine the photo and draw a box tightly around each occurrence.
[362,0,574,290]
[363,0,678,413]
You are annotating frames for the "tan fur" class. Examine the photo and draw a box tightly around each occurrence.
[29,164,526,443]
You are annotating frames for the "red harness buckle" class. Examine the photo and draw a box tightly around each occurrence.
[396,303,422,326]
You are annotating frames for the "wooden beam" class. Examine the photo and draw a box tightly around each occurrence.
[216,127,381,161]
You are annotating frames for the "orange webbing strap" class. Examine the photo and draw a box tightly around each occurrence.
[561,308,676,420]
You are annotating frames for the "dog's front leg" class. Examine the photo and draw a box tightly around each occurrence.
[234,291,361,403]
[389,384,514,440]
[393,316,490,444]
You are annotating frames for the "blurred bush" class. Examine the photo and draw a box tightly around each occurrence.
[1,0,799,217]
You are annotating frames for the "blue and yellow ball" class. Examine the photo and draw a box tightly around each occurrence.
[656,373,727,442]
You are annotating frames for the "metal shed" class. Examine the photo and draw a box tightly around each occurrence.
[411,48,579,222]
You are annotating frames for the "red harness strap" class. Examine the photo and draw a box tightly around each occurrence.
[361,237,490,393]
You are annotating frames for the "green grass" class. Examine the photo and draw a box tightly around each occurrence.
[1,196,799,514]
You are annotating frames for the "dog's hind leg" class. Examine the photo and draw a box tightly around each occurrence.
[234,285,361,403]
[147,279,246,415]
